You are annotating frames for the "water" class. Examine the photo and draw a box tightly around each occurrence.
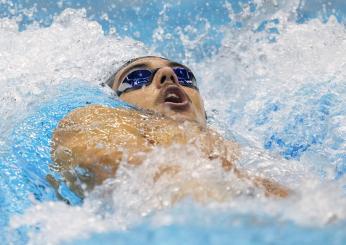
[1,0,346,244]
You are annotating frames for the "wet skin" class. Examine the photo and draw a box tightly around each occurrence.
[51,57,289,201]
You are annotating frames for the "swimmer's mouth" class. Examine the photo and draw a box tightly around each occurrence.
[163,85,189,110]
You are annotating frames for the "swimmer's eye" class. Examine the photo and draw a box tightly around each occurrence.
[116,67,198,96]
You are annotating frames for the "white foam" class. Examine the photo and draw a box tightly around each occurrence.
[9,144,346,244]
[0,8,149,138]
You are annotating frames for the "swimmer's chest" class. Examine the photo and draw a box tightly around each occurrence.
[62,106,204,150]
[113,109,202,147]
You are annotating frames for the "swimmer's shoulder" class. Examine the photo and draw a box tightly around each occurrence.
[57,105,144,127]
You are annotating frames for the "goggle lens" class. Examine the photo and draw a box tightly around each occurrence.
[117,67,198,95]
[173,67,196,87]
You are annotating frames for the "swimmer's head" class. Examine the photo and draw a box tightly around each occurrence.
[106,56,207,126]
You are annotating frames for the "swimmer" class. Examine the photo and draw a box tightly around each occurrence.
[50,56,290,202]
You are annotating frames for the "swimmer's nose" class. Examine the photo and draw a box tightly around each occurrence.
[153,67,179,88]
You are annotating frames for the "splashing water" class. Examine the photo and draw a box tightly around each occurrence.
[1,0,346,244]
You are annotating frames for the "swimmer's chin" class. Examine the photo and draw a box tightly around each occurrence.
[158,104,206,126]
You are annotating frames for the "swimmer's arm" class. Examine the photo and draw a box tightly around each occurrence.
[205,129,290,198]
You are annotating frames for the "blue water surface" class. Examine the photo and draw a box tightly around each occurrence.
[0,81,129,242]
[67,214,346,245]
[1,0,345,61]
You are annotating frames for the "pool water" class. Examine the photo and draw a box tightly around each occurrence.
[1,0,346,244]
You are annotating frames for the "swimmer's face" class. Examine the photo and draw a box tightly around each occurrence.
[111,57,206,126]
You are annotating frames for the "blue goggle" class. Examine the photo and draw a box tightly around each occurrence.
[117,67,198,96]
